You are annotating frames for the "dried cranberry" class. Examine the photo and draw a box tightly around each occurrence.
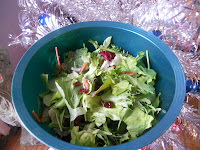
[101,101,113,108]
[107,102,113,108]
[104,103,110,108]
[79,89,88,93]
[74,81,81,87]
[99,51,115,61]
[74,116,83,126]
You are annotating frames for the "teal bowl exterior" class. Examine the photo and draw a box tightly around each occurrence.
[12,21,185,150]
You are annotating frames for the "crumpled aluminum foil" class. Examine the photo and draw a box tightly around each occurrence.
[0,47,42,146]
[5,0,200,149]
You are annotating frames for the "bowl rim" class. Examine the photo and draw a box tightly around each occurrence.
[12,21,185,150]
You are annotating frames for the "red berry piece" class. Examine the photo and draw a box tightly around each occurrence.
[79,89,88,93]
[74,116,83,126]
[74,81,81,87]
[107,102,113,108]
[99,51,115,61]
[101,101,113,108]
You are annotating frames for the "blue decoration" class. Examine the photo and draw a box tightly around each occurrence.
[151,30,163,40]
[186,78,200,93]
[186,78,193,93]
[188,49,195,53]
[192,83,200,92]
[38,14,50,25]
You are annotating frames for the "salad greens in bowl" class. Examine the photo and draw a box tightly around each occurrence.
[39,36,161,146]
[12,21,185,150]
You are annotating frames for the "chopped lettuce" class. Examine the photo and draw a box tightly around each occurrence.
[90,77,113,97]
[117,55,137,73]
[101,90,132,108]
[38,36,161,147]
[112,80,130,96]
[71,123,112,147]
[103,36,112,48]
[123,106,154,140]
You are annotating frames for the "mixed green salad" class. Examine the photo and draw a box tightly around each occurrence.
[36,36,161,147]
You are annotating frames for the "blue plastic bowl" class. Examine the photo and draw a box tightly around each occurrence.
[12,21,185,150]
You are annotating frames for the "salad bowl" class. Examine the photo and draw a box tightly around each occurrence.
[12,21,185,150]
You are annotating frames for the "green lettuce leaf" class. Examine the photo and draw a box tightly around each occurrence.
[86,112,106,127]
[123,106,154,139]
[84,53,101,80]
[63,46,88,71]
[112,80,130,96]
[119,132,129,143]
[43,91,62,107]
[152,92,161,108]
[67,106,87,122]
[55,78,86,122]
[122,75,154,94]
[40,74,49,91]
[101,90,132,108]
[90,77,112,97]
[70,123,98,147]
[87,105,128,124]
[103,36,112,48]
[53,98,66,108]
[137,66,156,83]
[71,126,96,147]
[136,51,145,62]
[55,78,81,108]
[83,94,101,111]
[71,122,112,147]
[117,55,137,73]
[89,39,99,49]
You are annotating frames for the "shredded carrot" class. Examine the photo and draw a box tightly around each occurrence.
[55,47,63,71]
[79,62,89,74]
[32,110,41,122]
[120,71,135,75]
[82,77,90,91]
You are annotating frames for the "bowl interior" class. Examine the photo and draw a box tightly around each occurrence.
[13,21,185,150]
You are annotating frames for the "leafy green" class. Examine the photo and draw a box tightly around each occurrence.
[152,92,161,108]
[101,90,132,108]
[40,74,49,91]
[112,80,129,96]
[123,106,154,139]
[103,36,112,48]
[43,91,62,107]
[38,36,161,147]
[146,50,150,70]
[71,123,112,147]
[122,75,154,94]
[90,77,113,97]
[117,55,137,73]
[84,53,100,80]
[119,132,129,143]
[136,51,145,62]
[89,39,99,49]
[55,79,86,122]
[63,46,88,71]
